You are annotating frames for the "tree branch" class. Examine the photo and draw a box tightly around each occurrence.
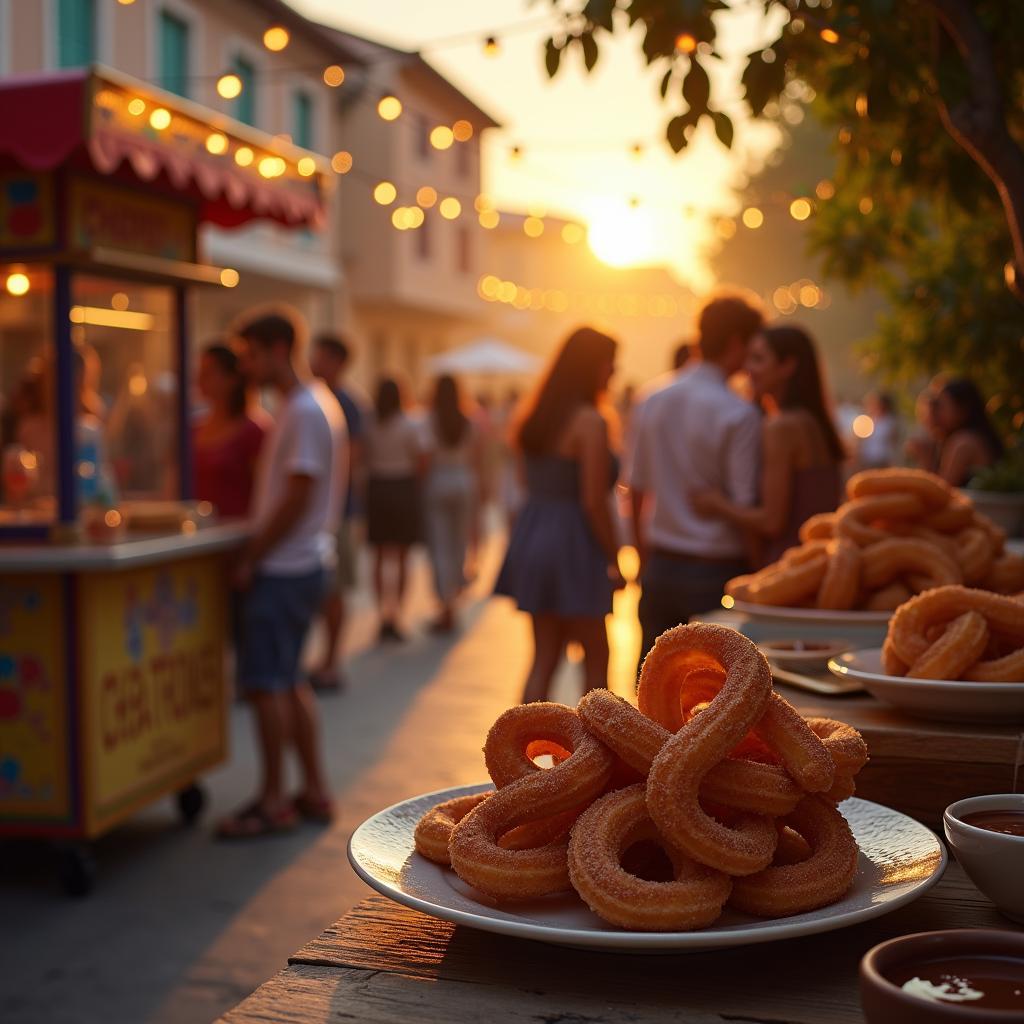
[925,0,1024,295]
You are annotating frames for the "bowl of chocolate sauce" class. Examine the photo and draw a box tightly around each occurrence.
[861,929,1024,1022]
[944,794,1024,924]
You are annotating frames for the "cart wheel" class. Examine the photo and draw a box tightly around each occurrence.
[176,783,206,825]
[58,844,96,898]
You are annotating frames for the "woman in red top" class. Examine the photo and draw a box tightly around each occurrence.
[193,342,266,518]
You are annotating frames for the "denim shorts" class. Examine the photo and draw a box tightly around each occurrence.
[238,569,327,693]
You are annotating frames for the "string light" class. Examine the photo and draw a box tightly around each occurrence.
[852,414,875,439]
[483,36,500,56]
[323,65,345,87]
[561,223,584,244]
[474,194,492,212]
[716,218,737,239]
[416,186,437,207]
[452,120,473,142]
[858,196,874,214]
[439,197,462,219]
[479,209,500,228]
[815,179,835,199]
[258,156,286,178]
[331,150,353,173]
[127,97,145,116]
[675,33,697,53]
[377,96,402,121]
[820,28,839,43]
[406,207,425,228]
[220,268,240,287]
[789,197,812,221]
[430,125,454,150]
[235,146,254,167]
[630,143,644,158]
[205,132,228,155]
[5,272,30,296]
[523,216,544,237]
[742,207,764,229]
[216,73,242,99]
[297,156,317,177]
[148,107,171,130]
[374,181,397,205]
[263,26,290,51]
[509,145,523,160]
[391,207,410,230]
[890,148,903,166]
[855,93,868,117]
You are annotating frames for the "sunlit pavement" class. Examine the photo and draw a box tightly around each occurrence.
[0,533,642,1024]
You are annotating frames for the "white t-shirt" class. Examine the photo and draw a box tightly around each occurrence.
[365,413,422,477]
[251,382,347,575]
[628,362,760,559]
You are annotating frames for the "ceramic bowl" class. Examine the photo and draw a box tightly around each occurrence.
[944,794,1024,923]
[860,929,1024,1023]
[758,637,850,673]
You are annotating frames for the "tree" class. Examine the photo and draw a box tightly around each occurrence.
[542,0,1024,429]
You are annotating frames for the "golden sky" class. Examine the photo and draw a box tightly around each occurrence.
[290,0,781,290]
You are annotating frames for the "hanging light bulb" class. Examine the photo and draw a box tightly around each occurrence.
[430,126,454,150]
[675,33,697,53]
[263,26,289,51]
[452,120,473,142]
[483,36,500,57]
[323,65,345,87]
[820,28,839,43]
[217,73,243,99]
[509,144,523,160]
[377,95,402,121]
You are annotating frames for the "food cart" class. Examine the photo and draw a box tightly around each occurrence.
[0,66,330,893]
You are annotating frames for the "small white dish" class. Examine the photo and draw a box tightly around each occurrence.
[348,783,946,952]
[829,648,1024,723]
[944,794,1024,923]
[726,599,892,627]
[759,638,851,673]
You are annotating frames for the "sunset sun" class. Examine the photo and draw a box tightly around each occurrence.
[586,199,659,268]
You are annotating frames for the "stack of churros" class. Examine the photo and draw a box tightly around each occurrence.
[881,584,1024,681]
[726,469,1024,611]
[414,623,868,931]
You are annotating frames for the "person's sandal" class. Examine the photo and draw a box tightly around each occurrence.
[293,794,335,824]
[216,800,298,839]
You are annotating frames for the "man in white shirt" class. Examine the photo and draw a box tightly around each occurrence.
[628,294,764,665]
[219,311,347,839]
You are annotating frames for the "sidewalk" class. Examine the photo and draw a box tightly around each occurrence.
[0,535,642,1024]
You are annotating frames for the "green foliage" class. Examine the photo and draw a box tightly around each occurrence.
[542,0,1024,438]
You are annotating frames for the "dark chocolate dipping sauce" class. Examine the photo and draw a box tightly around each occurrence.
[961,810,1024,838]
[891,956,1024,1012]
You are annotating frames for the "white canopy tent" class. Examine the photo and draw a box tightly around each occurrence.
[426,338,541,376]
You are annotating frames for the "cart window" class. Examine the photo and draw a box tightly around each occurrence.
[71,276,180,502]
[1,266,54,523]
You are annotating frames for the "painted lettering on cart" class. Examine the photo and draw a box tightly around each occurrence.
[100,645,218,752]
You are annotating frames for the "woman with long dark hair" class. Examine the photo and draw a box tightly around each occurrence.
[693,324,845,564]
[932,377,1004,486]
[193,341,266,518]
[494,327,624,703]
[365,375,424,641]
[423,374,481,632]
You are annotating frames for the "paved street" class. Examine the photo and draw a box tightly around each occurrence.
[0,534,641,1024]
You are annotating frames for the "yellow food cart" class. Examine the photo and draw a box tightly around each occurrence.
[0,66,330,893]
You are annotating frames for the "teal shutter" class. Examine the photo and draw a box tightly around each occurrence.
[158,11,190,97]
[293,90,313,149]
[58,0,96,68]
[233,57,256,126]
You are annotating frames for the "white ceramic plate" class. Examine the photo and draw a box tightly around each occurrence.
[728,599,892,626]
[348,784,946,952]
[829,648,1024,723]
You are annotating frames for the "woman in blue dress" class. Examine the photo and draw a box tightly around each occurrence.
[494,327,624,703]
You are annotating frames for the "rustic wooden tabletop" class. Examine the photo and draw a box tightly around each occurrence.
[219,861,1021,1024]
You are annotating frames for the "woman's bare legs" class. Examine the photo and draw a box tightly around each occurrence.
[570,616,610,694]
[522,614,567,703]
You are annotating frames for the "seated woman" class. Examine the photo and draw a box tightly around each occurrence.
[931,377,1004,487]
[693,324,845,565]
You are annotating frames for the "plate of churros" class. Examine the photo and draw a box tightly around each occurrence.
[349,622,946,951]
[349,785,945,952]
[828,584,1024,722]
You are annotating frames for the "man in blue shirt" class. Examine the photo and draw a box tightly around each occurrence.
[309,333,365,690]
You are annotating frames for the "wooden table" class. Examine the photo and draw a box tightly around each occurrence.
[220,862,1020,1024]
[782,685,1024,828]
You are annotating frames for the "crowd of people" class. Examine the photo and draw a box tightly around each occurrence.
[176,293,1010,838]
